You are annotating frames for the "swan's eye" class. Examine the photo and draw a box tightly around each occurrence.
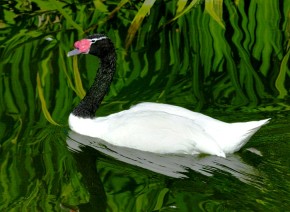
[91,39,97,43]
[90,36,107,43]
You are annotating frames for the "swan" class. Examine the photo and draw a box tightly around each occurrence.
[67,34,270,158]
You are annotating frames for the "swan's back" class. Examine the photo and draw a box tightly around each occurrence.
[129,103,270,153]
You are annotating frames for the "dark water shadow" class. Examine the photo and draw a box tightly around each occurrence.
[66,143,107,212]
[66,131,264,187]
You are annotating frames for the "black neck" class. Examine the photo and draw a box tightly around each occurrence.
[72,52,116,118]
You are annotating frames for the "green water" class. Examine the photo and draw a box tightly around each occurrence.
[1,0,290,211]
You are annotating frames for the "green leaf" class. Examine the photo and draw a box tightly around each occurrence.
[37,73,60,126]
[126,0,157,48]
[205,0,225,29]
[275,50,290,98]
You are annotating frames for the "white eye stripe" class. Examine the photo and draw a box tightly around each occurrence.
[90,36,107,43]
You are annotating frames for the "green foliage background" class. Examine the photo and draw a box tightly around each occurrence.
[0,0,289,211]
[0,0,289,125]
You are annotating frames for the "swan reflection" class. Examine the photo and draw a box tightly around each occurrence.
[67,131,263,186]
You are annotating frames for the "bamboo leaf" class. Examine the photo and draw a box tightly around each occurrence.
[205,0,225,28]
[126,0,157,48]
[73,56,86,98]
[108,0,130,18]
[3,77,19,114]
[168,0,200,24]
[93,0,108,13]
[49,0,84,33]
[36,73,60,126]
[176,0,188,15]
[10,117,22,144]
[275,50,290,98]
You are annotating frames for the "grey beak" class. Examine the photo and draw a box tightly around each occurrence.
[67,49,81,57]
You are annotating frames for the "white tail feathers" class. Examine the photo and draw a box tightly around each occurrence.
[217,118,270,154]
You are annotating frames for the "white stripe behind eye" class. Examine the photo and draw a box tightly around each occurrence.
[90,36,107,43]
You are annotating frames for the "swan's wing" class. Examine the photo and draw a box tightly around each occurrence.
[130,103,270,154]
[129,102,230,144]
[90,110,225,157]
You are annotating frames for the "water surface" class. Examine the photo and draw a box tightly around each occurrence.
[1,0,290,211]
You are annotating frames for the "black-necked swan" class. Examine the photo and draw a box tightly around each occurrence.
[67,34,270,158]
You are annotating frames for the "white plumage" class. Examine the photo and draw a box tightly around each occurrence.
[67,34,270,158]
[69,102,270,157]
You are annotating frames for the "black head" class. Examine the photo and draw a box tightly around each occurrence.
[67,34,115,59]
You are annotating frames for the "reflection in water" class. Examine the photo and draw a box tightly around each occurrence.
[67,131,263,186]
